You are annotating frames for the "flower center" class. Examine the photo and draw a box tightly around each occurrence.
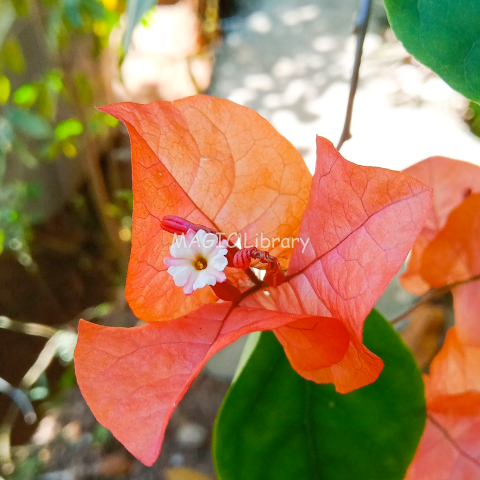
[194,257,208,270]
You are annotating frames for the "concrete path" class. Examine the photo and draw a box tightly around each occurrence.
[209,0,480,172]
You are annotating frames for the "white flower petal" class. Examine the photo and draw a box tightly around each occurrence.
[205,266,226,283]
[200,232,221,256]
[164,257,192,267]
[170,239,195,260]
[168,265,197,287]
[187,229,202,256]
[165,228,228,294]
[210,253,228,271]
[192,271,210,290]
[183,272,198,294]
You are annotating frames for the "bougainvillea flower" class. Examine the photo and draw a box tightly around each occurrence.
[400,156,480,295]
[405,327,480,480]
[74,96,431,465]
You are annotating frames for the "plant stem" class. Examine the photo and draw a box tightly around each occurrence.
[0,336,58,469]
[336,0,372,151]
[0,378,36,425]
[0,316,57,338]
[390,273,480,325]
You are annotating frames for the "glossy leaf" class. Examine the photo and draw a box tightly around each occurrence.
[406,327,480,479]
[401,157,480,295]
[242,137,432,392]
[99,97,312,322]
[213,310,426,480]
[74,304,349,466]
[384,0,480,102]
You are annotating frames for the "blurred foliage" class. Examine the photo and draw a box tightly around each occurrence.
[123,0,157,51]
[6,456,44,480]
[92,423,113,445]
[0,0,124,263]
[466,102,480,139]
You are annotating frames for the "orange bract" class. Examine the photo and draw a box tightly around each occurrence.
[75,96,432,464]
[99,97,312,322]
[75,305,348,466]
[401,157,480,479]
[401,157,480,295]
[245,137,432,392]
[406,328,480,479]
[420,194,480,288]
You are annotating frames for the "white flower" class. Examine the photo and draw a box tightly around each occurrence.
[164,229,229,295]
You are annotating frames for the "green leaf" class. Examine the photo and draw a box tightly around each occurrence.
[3,38,26,74]
[0,1,16,50]
[0,116,13,179]
[12,0,29,16]
[467,101,480,137]
[0,75,11,104]
[123,0,157,51]
[55,118,83,140]
[82,0,107,20]
[0,229,5,254]
[12,138,38,168]
[13,84,38,107]
[384,0,480,103]
[213,310,426,480]
[64,0,83,28]
[45,70,63,93]
[6,108,53,140]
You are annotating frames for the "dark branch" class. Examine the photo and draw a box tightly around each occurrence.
[336,0,372,151]
[390,273,480,325]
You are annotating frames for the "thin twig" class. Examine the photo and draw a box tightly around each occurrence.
[391,273,480,325]
[0,337,59,468]
[0,378,36,425]
[0,316,57,339]
[336,0,372,151]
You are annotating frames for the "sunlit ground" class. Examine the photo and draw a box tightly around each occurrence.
[208,0,480,172]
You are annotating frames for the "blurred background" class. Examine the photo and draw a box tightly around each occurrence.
[0,0,479,478]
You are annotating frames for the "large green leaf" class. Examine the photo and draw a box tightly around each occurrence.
[384,0,480,103]
[213,310,426,480]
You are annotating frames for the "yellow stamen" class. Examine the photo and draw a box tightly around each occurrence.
[195,257,208,270]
